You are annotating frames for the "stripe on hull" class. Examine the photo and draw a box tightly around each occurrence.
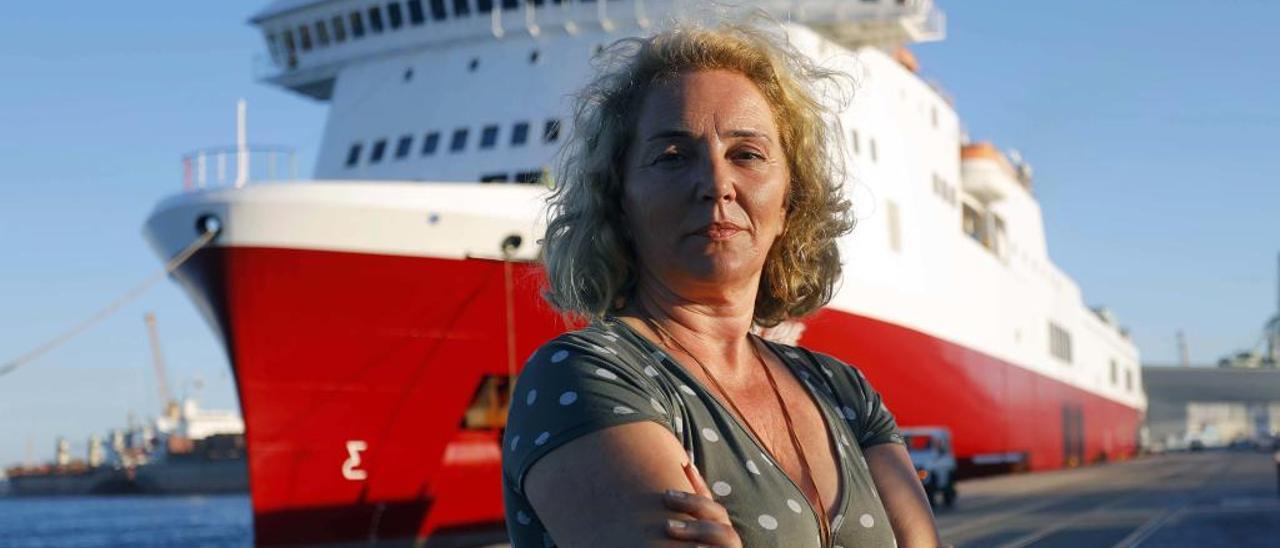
[175,245,1140,544]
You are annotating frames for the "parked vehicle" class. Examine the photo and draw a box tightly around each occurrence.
[903,426,958,507]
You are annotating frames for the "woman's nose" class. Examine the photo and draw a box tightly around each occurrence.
[697,156,736,203]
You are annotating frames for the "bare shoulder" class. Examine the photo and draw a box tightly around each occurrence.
[524,420,692,548]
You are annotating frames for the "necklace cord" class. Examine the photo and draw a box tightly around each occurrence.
[639,317,832,546]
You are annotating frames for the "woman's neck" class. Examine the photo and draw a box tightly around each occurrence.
[621,275,761,378]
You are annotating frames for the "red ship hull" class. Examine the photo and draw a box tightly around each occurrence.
[174,245,1141,545]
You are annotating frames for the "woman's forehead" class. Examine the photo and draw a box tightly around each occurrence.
[635,70,779,139]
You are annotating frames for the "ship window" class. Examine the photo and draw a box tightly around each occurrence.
[368,6,385,33]
[478,0,494,14]
[480,125,499,149]
[265,33,281,63]
[350,11,366,38]
[869,137,879,162]
[543,119,561,143]
[453,0,471,16]
[331,16,347,42]
[421,131,441,155]
[1125,369,1133,392]
[480,173,509,183]
[408,0,426,24]
[314,21,330,47]
[388,2,404,29]
[516,170,545,185]
[370,139,388,163]
[345,143,362,167]
[511,122,530,146]
[1049,322,1073,364]
[281,30,298,68]
[1110,359,1118,385]
[461,374,512,429]
[395,134,414,159]
[430,0,448,20]
[502,0,519,10]
[298,25,313,51]
[850,128,860,155]
[886,200,901,252]
[450,128,469,152]
[962,203,985,245]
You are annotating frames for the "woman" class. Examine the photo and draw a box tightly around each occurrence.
[502,23,941,547]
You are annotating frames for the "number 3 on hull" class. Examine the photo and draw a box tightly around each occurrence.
[342,440,368,481]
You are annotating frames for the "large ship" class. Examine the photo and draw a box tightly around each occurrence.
[143,1,1146,545]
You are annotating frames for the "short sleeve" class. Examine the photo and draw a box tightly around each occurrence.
[808,351,905,449]
[501,333,674,496]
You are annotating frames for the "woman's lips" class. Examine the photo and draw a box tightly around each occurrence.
[696,222,746,240]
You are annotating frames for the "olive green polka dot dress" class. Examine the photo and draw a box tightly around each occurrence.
[502,318,906,547]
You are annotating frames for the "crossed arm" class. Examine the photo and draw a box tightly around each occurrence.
[522,421,941,547]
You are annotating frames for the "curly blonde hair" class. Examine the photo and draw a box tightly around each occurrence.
[542,21,854,327]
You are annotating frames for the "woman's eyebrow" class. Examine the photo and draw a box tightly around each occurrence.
[644,129,772,142]
[727,129,772,142]
[644,129,695,142]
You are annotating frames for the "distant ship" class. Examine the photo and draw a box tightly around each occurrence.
[143,1,1146,545]
[3,398,248,496]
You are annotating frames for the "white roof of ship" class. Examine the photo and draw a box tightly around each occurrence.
[252,0,335,23]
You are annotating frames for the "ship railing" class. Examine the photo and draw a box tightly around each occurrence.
[181,145,298,192]
[253,0,943,87]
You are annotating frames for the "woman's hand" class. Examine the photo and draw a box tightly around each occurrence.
[662,462,743,547]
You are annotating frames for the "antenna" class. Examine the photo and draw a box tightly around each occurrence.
[235,99,249,188]
[1177,330,1189,367]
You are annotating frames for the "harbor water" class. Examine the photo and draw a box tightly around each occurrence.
[0,495,250,547]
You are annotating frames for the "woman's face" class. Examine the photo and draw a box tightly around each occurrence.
[622,69,789,296]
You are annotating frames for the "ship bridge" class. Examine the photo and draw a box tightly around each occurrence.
[252,0,944,100]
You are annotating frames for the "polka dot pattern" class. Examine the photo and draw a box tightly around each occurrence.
[502,322,900,548]
[701,428,720,442]
[712,481,732,497]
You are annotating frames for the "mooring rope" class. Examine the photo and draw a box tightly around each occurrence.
[0,229,218,378]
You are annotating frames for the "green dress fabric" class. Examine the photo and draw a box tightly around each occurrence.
[502,318,905,547]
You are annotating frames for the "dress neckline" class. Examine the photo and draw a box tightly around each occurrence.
[603,317,850,541]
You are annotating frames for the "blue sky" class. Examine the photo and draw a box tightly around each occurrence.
[1,1,1276,467]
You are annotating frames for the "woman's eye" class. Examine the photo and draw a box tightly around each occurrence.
[652,150,684,165]
[733,149,766,161]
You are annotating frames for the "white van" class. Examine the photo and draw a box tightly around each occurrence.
[902,426,958,507]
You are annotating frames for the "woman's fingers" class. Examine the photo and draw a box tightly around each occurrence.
[663,489,731,523]
[683,461,713,498]
[664,462,742,547]
[666,517,739,546]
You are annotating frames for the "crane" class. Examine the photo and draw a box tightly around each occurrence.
[144,312,179,419]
